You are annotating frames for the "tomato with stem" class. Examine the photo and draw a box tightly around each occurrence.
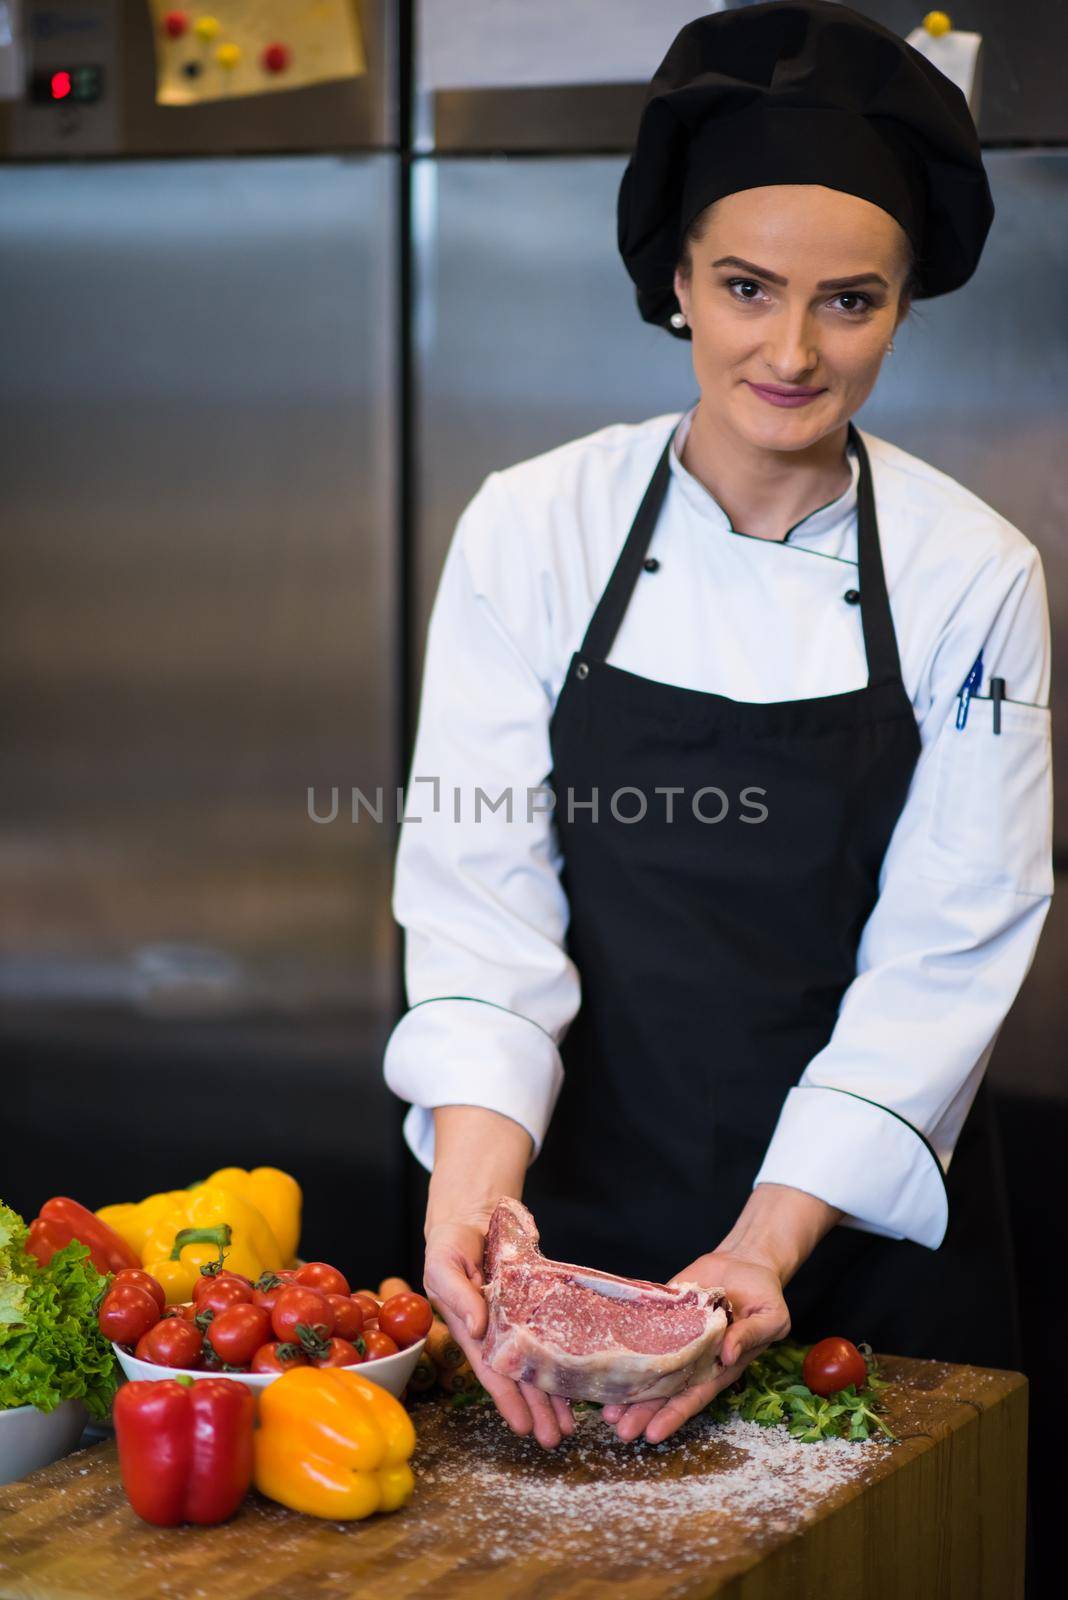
[359,1329,399,1362]
[250,1341,308,1375]
[802,1337,868,1397]
[191,1267,251,1305]
[206,1303,272,1366]
[309,1337,361,1369]
[271,1286,334,1344]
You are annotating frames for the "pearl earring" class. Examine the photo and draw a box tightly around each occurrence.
[670,310,687,330]
[886,340,895,352]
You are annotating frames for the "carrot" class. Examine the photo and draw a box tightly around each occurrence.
[378,1276,411,1300]
[440,1361,480,1394]
[426,1317,465,1371]
[407,1352,438,1393]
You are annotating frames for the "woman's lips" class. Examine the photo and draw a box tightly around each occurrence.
[746,381,826,408]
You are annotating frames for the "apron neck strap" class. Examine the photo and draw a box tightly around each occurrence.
[849,421,903,688]
[579,415,904,692]
[580,429,674,663]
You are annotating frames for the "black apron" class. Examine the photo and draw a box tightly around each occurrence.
[524,419,1022,1371]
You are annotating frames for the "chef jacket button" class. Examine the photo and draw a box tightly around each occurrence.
[844,588,861,604]
[576,661,589,680]
[643,557,660,572]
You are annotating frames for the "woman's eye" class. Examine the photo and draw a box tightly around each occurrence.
[727,278,766,302]
[831,292,874,314]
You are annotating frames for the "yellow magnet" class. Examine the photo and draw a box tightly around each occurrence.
[216,43,241,69]
[922,11,952,35]
[194,15,221,43]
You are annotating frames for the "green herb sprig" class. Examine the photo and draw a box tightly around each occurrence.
[705,1339,895,1442]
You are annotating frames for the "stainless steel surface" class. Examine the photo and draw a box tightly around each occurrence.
[412,151,1068,868]
[417,1,1068,151]
[0,155,399,1020]
[0,0,396,158]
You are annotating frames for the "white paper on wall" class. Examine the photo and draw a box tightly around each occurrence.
[905,25,983,119]
[417,0,727,91]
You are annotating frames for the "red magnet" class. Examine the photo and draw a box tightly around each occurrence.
[261,42,291,74]
[163,10,189,38]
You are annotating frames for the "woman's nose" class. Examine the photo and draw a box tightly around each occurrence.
[764,315,819,382]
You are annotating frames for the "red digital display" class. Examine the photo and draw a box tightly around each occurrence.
[30,66,104,106]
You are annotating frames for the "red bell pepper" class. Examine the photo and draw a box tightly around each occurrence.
[113,1376,255,1526]
[25,1197,139,1276]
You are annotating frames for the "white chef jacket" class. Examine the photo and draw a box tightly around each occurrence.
[383,405,1054,1251]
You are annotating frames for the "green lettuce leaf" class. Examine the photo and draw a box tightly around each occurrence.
[0,1202,118,1420]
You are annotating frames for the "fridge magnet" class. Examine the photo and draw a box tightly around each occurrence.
[147,1,366,105]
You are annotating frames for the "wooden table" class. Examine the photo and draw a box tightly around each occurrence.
[0,1357,1026,1599]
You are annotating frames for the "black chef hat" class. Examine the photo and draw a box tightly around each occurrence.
[618,0,994,338]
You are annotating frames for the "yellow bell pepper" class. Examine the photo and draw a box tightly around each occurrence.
[95,1190,191,1258]
[146,1256,200,1306]
[202,1166,302,1265]
[253,1366,416,1520]
[140,1184,284,1290]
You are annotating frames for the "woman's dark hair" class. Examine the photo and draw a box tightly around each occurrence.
[676,200,922,310]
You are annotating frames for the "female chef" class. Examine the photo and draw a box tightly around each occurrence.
[384,1,1054,1449]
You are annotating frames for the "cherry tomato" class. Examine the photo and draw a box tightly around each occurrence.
[193,1271,253,1307]
[295,1261,351,1298]
[359,1329,399,1362]
[98,1284,160,1345]
[109,1269,165,1314]
[351,1291,380,1323]
[310,1337,361,1369]
[254,1269,297,1293]
[135,1317,203,1369]
[252,1283,287,1318]
[378,1292,433,1349]
[271,1285,334,1344]
[206,1303,272,1366]
[250,1341,308,1375]
[802,1337,868,1397]
[324,1293,364,1341]
[195,1278,253,1319]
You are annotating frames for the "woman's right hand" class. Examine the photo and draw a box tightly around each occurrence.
[423,1209,575,1450]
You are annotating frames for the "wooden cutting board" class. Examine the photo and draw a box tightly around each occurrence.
[0,1356,1026,1600]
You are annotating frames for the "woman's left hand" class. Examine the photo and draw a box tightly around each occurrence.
[601,1250,790,1444]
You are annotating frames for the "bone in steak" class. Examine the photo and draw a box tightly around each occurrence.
[481,1197,732,1404]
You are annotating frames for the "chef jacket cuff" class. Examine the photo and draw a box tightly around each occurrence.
[751,1085,949,1250]
[383,997,564,1172]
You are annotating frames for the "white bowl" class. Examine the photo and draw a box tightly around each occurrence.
[0,1398,88,1486]
[113,1335,426,1400]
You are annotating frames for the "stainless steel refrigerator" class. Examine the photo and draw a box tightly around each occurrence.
[0,0,405,1279]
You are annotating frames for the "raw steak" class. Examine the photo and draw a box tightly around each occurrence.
[481,1197,732,1404]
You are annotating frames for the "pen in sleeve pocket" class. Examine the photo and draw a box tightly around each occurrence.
[956,649,984,729]
[990,676,1005,734]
